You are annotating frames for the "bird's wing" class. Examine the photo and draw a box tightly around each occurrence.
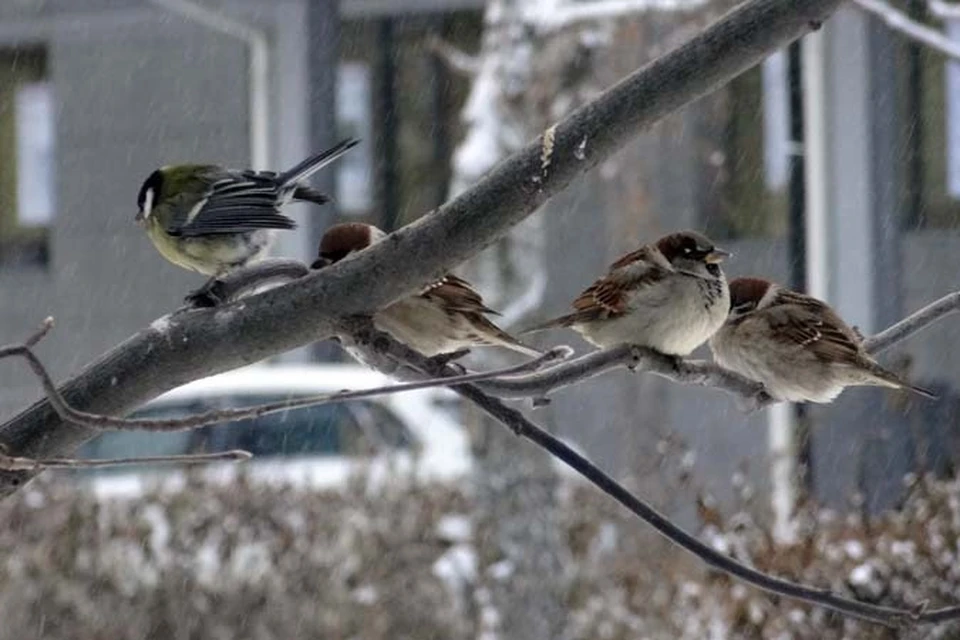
[166,170,295,237]
[420,274,500,316]
[763,291,863,365]
[570,247,671,318]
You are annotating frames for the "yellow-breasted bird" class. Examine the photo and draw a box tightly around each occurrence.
[135,138,359,306]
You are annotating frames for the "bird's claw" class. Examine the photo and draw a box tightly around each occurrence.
[427,349,471,369]
[184,279,228,308]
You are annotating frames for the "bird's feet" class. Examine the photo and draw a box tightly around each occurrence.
[183,278,229,309]
[427,349,471,375]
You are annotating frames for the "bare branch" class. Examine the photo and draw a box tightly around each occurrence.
[1,320,571,432]
[426,35,480,76]
[0,449,251,471]
[344,325,960,628]
[476,344,766,407]
[864,291,960,354]
[929,0,960,19]
[852,0,960,61]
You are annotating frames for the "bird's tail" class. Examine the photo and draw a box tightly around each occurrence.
[474,317,543,357]
[865,362,937,399]
[519,313,580,335]
[277,138,360,186]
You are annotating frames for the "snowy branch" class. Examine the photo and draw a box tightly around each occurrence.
[426,35,480,76]
[0,0,841,496]
[531,0,708,31]
[852,0,960,61]
[930,0,960,20]
[339,319,960,628]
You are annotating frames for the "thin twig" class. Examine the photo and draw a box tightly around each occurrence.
[853,0,960,61]
[0,450,251,471]
[5,325,571,432]
[476,344,766,406]
[864,291,960,354]
[929,0,960,20]
[345,325,960,628]
[426,35,480,76]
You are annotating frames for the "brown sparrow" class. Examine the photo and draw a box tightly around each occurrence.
[709,277,935,403]
[313,223,541,358]
[523,231,730,355]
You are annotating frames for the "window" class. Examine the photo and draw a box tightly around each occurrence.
[701,58,788,240]
[337,62,373,214]
[0,47,54,267]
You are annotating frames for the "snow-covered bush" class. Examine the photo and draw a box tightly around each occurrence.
[1,469,958,638]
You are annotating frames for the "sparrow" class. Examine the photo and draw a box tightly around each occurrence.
[522,231,730,356]
[312,222,542,358]
[136,138,359,306]
[709,277,935,403]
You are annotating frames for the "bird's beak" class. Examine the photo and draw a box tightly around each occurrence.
[704,248,731,264]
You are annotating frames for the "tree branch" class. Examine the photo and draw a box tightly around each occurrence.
[2,318,570,433]
[863,291,960,354]
[476,291,960,406]
[853,0,960,61]
[0,0,842,496]
[342,323,960,628]
[0,449,251,472]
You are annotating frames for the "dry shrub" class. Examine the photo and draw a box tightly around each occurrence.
[0,469,958,639]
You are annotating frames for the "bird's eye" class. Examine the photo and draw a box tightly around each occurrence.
[683,246,692,254]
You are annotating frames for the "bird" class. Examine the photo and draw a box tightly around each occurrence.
[135,138,359,306]
[709,277,935,403]
[522,230,730,356]
[312,222,542,359]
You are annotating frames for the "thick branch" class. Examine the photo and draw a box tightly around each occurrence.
[344,324,960,628]
[0,0,842,497]
[11,327,570,432]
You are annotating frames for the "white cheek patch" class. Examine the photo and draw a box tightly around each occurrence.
[142,188,155,220]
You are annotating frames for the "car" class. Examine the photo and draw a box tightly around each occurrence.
[71,363,472,498]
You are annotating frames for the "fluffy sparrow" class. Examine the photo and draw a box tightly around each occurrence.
[523,230,730,355]
[709,277,935,403]
[313,223,541,358]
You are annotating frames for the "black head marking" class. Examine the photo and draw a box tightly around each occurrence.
[137,169,164,213]
[655,230,716,263]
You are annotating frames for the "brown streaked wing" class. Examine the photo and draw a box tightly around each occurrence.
[571,248,668,317]
[765,292,863,364]
[421,274,499,315]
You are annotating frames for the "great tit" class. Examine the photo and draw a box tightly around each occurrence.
[135,138,359,306]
